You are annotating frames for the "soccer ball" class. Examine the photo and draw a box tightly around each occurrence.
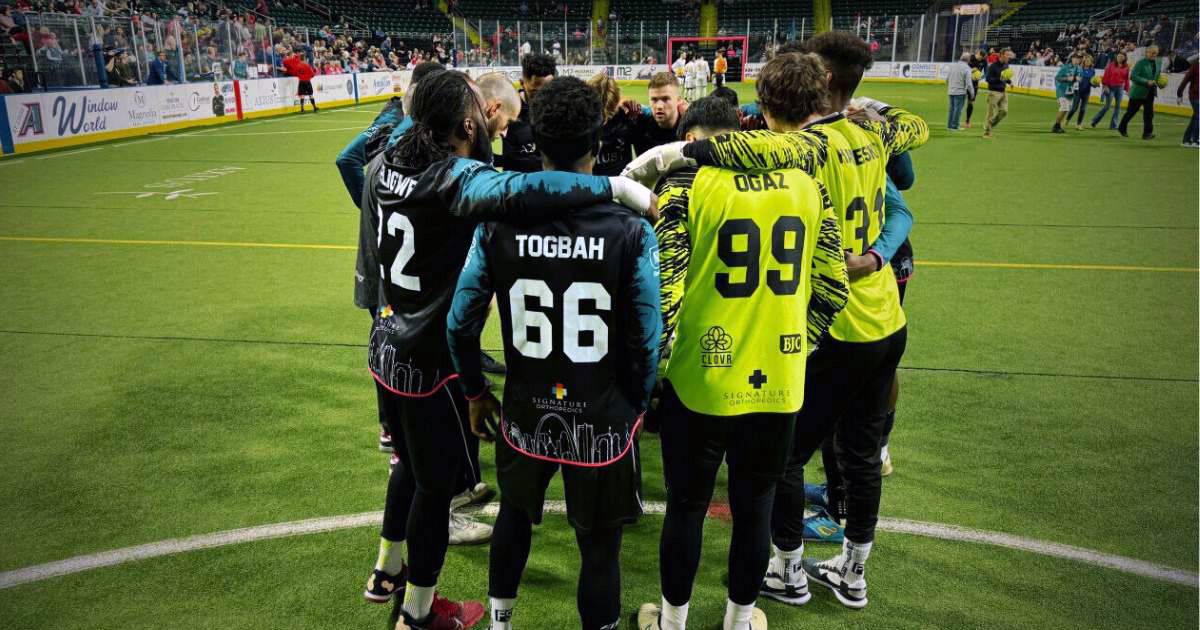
[979,78,988,89]
[1156,74,1169,88]
[1090,75,1101,87]
[1001,68,1014,81]
[972,69,982,81]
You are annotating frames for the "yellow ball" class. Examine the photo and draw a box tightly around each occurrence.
[1001,68,1014,81]
[1090,75,1101,87]
[1156,73,1169,88]
[972,69,982,81]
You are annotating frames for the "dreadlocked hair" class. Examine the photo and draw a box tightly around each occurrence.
[390,70,475,170]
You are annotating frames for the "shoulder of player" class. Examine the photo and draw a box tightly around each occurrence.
[654,166,701,196]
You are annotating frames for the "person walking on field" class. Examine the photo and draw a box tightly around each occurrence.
[1118,44,1162,140]
[1178,54,1198,147]
[983,48,1015,139]
[1052,53,1082,134]
[946,52,975,130]
[1067,55,1096,130]
[1091,51,1130,130]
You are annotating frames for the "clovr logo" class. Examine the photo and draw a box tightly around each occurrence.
[17,102,44,137]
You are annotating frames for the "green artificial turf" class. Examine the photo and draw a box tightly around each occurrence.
[0,82,1196,629]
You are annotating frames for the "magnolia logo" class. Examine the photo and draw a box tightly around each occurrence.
[133,91,146,107]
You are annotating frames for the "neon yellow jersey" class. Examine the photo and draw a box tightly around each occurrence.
[654,166,848,416]
[681,107,930,342]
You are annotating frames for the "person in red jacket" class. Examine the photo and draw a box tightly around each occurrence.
[283,50,319,112]
[1178,54,1198,147]
[1091,51,1130,129]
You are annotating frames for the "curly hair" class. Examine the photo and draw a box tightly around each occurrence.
[521,52,557,80]
[586,72,622,120]
[530,75,603,168]
[802,31,873,100]
[756,52,831,125]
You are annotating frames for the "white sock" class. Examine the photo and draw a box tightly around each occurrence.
[660,596,689,630]
[881,444,890,460]
[722,599,755,630]
[489,597,515,630]
[375,538,405,575]
[846,539,873,585]
[774,543,804,585]
[403,584,436,621]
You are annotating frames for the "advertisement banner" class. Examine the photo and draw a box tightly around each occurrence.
[357,71,395,100]
[391,70,413,95]
[312,74,357,106]
[612,64,667,81]
[744,62,765,80]
[239,77,299,114]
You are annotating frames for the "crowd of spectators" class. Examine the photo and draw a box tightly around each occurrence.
[1008,15,1198,71]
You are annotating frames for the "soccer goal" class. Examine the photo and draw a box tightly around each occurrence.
[667,36,749,83]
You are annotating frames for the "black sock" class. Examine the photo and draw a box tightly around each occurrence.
[577,526,623,630]
[881,410,896,448]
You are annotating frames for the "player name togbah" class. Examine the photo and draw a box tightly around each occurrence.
[515,234,606,261]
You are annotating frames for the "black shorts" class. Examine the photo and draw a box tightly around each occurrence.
[298,80,314,96]
[496,434,642,532]
[891,237,914,305]
[658,381,796,509]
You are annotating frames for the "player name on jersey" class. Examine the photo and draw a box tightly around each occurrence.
[514,234,606,260]
[732,172,792,192]
[378,165,417,198]
[836,144,882,166]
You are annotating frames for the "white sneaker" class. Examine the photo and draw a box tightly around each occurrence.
[636,603,662,630]
[761,553,811,606]
[803,545,868,609]
[450,481,496,510]
[448,511,492,545]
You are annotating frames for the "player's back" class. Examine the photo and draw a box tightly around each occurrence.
[813,114,906,343]
[364,154,481,392]
[483,203,658,466]
[661,165,832,416]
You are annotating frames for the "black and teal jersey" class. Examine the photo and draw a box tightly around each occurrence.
[361,152,623,397]
[595,114,638,176]
[654,165,849,416]
[447,206,661,467]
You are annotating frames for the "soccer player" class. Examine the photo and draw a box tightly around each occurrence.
[629,73,686,154]
[357,70,657,630]
[714,49,728,88]
[695,53,710,99]
[672,49,688,82]
[683,54,697,102]
[587,73,637,176]
[447,76,661,630]
[636,93,849,630]
[624,35,930,610]
[498,53,557,172]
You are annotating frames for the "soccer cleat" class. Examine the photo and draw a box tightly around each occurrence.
[1052,125,1065,134]
[804,483,828,509]
[1143,134,1155,140]
[479,351,506,375]
[1119,128,1129,137]
[636,603,662,630]
[982,132,993,139]
[364,567,406,604]
[1075,124,1083,131]
[380,430,395,453]
[391,594,486,630]
[803,551,868,610]
[803,507,845,544]
[761,554,812,606]
[450,482,496,510]
[881,450,894,477]
[448,511,492,545]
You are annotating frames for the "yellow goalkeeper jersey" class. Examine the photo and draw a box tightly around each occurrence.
[654,166,849,416]
[680,107,929,343]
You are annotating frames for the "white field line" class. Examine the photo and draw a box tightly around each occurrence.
[175,126,364,137]
[0,502,1195,591]
[0,158,26,167]
[33,147,103,160]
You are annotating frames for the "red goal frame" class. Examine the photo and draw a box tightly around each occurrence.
[667,36,749,82]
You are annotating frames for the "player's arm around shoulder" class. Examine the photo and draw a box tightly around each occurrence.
[652,168,698,358]
[807,180,850,348]
[856,99,931,156]
[683,128,825,174]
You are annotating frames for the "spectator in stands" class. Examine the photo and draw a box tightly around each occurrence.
[1118,44,1160,140]
[1092,50,1131,130]
[946,52,974,131]
[233,51,250,78]
[147,49,179,85]
[1178,54,1198,148]
[1067,55,1096,130]
[106,49,136,86]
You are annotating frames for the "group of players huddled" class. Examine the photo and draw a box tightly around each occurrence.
[334,30,929,630]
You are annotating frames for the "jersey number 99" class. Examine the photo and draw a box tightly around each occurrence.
[716,216,806,298]
[509,280,610,363]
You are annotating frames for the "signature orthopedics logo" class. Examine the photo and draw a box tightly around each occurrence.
[700,326,734,368]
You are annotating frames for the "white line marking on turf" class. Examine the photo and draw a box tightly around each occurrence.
[34,147,103,160]
[0,503,1195,591]
[177,126,363,137]
[0,159,25,167]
